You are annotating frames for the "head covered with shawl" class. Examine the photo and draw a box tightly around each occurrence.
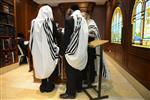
[29,5,59,79]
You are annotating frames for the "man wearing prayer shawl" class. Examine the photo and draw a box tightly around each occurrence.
[82,12,110,85]
[29,5,60,93]
[60,5,89,99]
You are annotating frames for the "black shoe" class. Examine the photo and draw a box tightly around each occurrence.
[39,79,47,93]
[60,93,76,99]
[45,83,55,92]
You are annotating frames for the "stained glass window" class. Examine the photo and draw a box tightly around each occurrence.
[111,7,123,44]
[132,0,150,48]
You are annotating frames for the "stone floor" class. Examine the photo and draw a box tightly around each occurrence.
[1,54,145,100]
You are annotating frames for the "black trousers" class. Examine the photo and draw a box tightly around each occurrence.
[82,47,96,84]
[65,62,82,96]
[40,65,58,90]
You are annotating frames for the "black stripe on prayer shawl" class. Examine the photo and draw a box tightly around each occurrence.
[65,16,82,55]
[30,21,35,51]
[66,16,82,53]
[88,25,101,39]
[89,25,98,33]
[43,19,58,60]
[68,17,82,45]
[45,19,54,42]
[44,19,59,59]
[44,20,58,60]
[66,26,80,54]
[43,20,56,60]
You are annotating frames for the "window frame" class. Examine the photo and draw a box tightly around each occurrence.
[111,7,123,44]
[132,0,150,48]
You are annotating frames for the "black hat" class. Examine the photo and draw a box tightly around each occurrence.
[71,4,79,11]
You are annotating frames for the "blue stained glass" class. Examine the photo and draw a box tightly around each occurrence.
[146,0,150,7]
[144,0,150,40]
[136,3,142,14]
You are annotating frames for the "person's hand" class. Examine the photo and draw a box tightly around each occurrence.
[24,41,29,45]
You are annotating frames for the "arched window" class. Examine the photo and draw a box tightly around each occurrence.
[111,7,123,44]
[132,0,150,48]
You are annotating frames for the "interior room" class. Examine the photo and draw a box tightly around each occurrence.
[0,0,150,100]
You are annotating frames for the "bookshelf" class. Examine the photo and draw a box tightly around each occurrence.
[0,0,17,68]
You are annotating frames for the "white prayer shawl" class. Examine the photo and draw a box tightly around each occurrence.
[87,19,110,80]
[29,6,59,79]
[87,19,101,39]
[65,10,89,71]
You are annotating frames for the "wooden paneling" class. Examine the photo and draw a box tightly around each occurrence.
[52,7,64,27]
[128,54,150,89]
[92,5,106,39]
[59,2,95,17]
[105,0,150,90]
[26,0,40,40]
[16,0,39,40]
[16,0,26,37]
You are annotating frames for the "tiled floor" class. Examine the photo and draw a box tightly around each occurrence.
[1,54,144,100]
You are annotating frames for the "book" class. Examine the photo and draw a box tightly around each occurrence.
[7,27,13,34]
[9,6,13,13]
[0,39,2,49]
[0,25,5,35]
[4,39,9,49]
[0,14,7,24]
[0,4,3,12]
[2,4,9,13]
[7,15,14,25]
[3,0,13,5]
